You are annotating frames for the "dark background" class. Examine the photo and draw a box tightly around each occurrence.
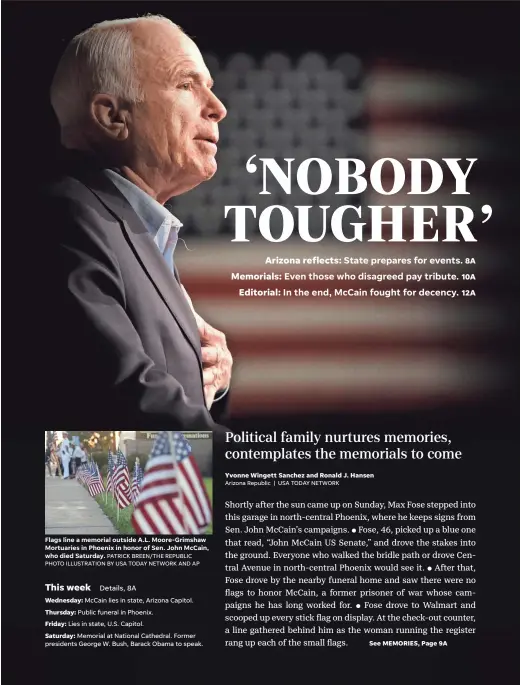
[2,1,519,682]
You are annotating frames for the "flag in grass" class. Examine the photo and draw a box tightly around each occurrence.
[106,449,115,495]
[132,431,212,535]
[77,462,90,487]
[114,448,131,509]
[88,462,105,497]
[131,459,143,503]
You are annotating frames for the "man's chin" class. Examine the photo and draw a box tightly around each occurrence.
[200,160,217,181]
[174,164,217,195]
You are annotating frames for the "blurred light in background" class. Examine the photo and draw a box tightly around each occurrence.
[172,51,515,419]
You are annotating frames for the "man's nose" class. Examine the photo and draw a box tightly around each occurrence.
[207,91,227,122]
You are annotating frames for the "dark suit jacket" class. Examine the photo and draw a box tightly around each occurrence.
[36,151,227,437]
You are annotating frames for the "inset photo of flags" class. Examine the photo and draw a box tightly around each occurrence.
[44,430,213,536]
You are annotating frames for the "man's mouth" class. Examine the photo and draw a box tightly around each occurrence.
[196,136,218,145]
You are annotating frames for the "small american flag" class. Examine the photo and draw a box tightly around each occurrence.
[114,448,131,509]
[88,462,105,497]
[131,460,143,503]
[89,462,105,497]
[80,461,92,485]
[77,458,91,487]
[81,461,92,488]
[106,449,115,495]
[132,431,212,535]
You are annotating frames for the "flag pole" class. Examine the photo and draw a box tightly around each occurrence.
[105,448,108,506]
[113,431,119,517]
[167,431,185,534]
[116,445,120,524]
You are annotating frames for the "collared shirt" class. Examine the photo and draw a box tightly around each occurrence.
[105,169,182,273]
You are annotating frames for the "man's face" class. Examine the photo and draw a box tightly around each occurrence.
[129,22,227,198]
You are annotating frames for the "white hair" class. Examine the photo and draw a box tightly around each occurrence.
[50,15,180,135]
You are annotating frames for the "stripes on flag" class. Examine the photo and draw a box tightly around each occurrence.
[76,460,104,497]
[131,460,143,503]
[114,448,132,509]
[87,462,105,498]
[132,431,212,535]
[170,56,511,419]
[106,449,115,495]
[178,239,508,415]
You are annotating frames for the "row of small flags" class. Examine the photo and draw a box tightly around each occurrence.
[76,460,105,498]
[76,431,212,535]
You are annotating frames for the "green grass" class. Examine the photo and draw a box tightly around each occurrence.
[95,492,135,534]
[94,477,213,535]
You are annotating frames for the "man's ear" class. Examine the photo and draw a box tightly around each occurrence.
[90,94,130,140]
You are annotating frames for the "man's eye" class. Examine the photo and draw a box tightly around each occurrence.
[181,82,192,90]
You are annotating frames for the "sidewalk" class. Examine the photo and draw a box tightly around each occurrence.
[45,475,117,534]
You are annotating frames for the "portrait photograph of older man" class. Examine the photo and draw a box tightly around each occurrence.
[36,15,233,432]
[6,1,518,442]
